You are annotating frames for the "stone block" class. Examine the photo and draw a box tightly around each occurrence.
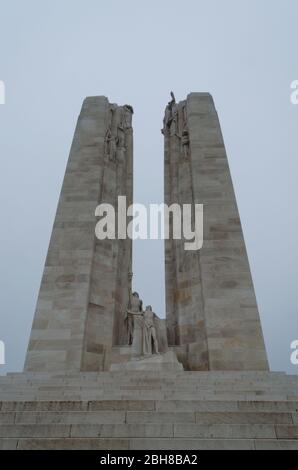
[70,423,173,438]
[173,423,276,439]
[17,438,130,450]
[126,411,195,424]
[130,438,255,450]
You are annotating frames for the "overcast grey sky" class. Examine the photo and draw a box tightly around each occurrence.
[0,0,297,374]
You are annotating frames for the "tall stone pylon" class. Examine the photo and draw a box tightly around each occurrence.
[163,92,268,371]
[25,97,133,372]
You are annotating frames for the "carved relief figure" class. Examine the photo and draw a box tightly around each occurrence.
[170,102,179,137]
[162,91,177,135]
[182,103,187,131]
[116,124,126,162]
[123,104,134,129]
[181,129,190,158]
[142,305,159,355]
[105,104,133,162]
[105,127,118,161]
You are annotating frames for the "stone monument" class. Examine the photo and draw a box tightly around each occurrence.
[24,97,134,372]
[163,92,268,371]
[0,94,297,450]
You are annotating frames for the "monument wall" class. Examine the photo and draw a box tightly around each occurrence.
[164,92,268,371]
[25,97,133,372]
[25,92,268,373]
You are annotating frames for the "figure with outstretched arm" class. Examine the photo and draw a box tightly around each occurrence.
[125,272,143,345]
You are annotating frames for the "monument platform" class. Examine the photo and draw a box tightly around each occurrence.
[110,351,183,371]
[0,370,298,449]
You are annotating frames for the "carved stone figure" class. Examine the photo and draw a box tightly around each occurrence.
[116,132,126,162]
[117,122,126,144]
[105,127,118,161]
[125,272,143,345]
[170,106,179,137]
[142,305,159,355]
[108,104,116,129]
[181,129,190,158]
[123,104,134,128]
[104,104,133,163]
[182,103,187,130]
[126,292,143,345]
[162,91,177,135]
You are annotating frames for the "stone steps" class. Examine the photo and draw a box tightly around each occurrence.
[0,394,291,403]
[0,382,294,390]
[0,423,298,439]
[0,410,295,425]
[0,372,297,386]
[1,373,297,396]
[0,399,297,449]
[1,437,298,450]
[2,371,292,385]
[0,371,298,449]
[1,373,297,402]
[2,399,298,412]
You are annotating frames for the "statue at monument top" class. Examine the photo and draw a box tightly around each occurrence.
[162,91,178,135]
[123,104,134,114]
[122,104,134,129]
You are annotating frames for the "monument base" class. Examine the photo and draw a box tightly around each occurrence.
[0,370,298,449]
[110,350,183,371]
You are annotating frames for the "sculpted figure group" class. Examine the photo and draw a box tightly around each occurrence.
[125,272,159,356]
[162,91,190,158]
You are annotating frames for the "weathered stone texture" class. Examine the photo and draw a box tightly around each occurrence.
[164,93,268,371]
[25,97,133,372]
[0,370,298,449]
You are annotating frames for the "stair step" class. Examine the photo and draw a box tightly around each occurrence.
[0,410,293,425]
[0,371,297,449]
[1,399,298,412]
[0,423,298,439]
[2,437,298,450]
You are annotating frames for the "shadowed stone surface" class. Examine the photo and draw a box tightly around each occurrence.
[163,93,268,371]
[25,97,133,372]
